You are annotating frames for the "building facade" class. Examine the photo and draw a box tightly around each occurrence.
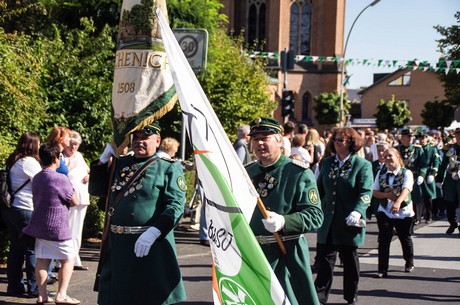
[219,0,345,126]
[359,69,446,126]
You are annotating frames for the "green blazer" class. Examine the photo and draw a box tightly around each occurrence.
[397,144,428,203]
[420,144,441,199]
[246,154,323,305]
[436,144,460,202]
[90,156,186,305]
[317,154,373,247]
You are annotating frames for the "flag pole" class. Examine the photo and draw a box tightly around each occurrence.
[256,197,287,255]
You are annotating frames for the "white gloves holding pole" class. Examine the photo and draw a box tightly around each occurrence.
[134,227,161,257]
[99,144,116,164]
[262,211,285,233]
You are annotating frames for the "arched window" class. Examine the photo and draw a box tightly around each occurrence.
[247,0,267,50]
[290,1,311,55]
[302,92,312,122]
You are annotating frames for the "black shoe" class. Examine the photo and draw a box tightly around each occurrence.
[6,289,26,296]
[74,265,89,271]
[375,272,388,278]
[446,225,456,234]
[405,266,414,273]
[425,219,431,223]
[413,220,420,226]
[347,298,358,305]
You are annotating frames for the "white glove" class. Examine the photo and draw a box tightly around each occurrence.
[345,211,361,226]
[416,176,424,185]
[262,211,285,233]
[426,175,435,184]
[134,227,161,257]
[99,144,115,164]
[436,182,443,189]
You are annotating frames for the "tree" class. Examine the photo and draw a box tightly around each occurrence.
[198,30,277,142]
[421,99,455,130]
[374,95,411,130]
[168,0,227,35]
[0,29,47,163]
[313,91,350,125]
[37,18,115,161]
[435,11,460,107]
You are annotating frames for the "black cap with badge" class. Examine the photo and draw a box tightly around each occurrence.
[248,117,283,136]
[138,121,161,135]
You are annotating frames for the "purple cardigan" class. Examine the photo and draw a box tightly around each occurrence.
[23,168,75,241]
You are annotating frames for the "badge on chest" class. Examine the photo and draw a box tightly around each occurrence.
[253,173,278,198]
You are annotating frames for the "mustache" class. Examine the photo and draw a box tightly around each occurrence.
[134,143,146,149]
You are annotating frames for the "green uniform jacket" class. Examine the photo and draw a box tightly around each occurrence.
[89,156,186,305]
[436,144,460,202]
[421,144,441,199]
[246,154,323,305]
[397,144,428,203]
[317,154,373,247]
[368,160,386,219]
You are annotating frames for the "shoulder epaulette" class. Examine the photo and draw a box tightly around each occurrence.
[290,159,310,169]
[413,144,422,148]
[244,160,257,168]
[159,156,175,163]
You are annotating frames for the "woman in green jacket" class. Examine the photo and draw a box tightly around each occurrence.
[315,127,374,305]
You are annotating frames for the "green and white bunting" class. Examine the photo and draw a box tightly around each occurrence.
[245,51,460,75]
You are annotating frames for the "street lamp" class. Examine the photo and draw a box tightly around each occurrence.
[339,0,381,127]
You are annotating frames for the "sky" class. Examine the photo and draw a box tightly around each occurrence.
[344,0,458,89]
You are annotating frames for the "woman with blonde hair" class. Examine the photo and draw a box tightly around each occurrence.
[157,137,180,159]
[372,147,415,278]
[305,128,325,172]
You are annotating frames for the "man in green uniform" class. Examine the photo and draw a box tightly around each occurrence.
[245,117,323,305]
[89,122,187,305]
[436,128,460,234]
[397,128,428,225]
[416,130,441,223]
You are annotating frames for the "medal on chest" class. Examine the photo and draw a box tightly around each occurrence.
[253,173,278,198]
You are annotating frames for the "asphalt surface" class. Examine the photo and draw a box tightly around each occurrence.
[1,216,459,305]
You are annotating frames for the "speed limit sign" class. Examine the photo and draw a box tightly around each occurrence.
[173,28,208,72]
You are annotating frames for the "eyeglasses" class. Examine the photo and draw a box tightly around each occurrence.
[332,137,348,143]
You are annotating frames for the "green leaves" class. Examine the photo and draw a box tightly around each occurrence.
[374,95,411,130]
[421,99,455,129]
[313,91,350,125]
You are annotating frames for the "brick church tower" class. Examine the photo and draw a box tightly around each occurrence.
[220,0,345,126]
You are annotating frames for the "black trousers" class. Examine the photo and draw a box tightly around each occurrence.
[445,200,459,227]
[315,243,359,304]
[376,212,414,273]
[423,197,433,221]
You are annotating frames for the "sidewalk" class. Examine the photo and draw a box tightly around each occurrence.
[0,217,459,305]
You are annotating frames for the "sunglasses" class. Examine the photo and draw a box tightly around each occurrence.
[332,137,348,143]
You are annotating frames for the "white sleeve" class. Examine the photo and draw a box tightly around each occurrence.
[22,157,42,180]
[402,169,414,192]
[374,170,381,190]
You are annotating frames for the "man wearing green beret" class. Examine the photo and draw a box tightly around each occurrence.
[416,130,441,223]
[245,117,324,305]
[89,122,187,305]
[435,128,460,234]
[397,128,428,226]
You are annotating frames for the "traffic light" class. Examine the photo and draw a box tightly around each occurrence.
[281,90,294,118]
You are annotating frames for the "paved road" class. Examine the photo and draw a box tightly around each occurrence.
[1,217,459,305]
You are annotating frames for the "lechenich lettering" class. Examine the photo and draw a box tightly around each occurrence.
[114,50,169,70]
